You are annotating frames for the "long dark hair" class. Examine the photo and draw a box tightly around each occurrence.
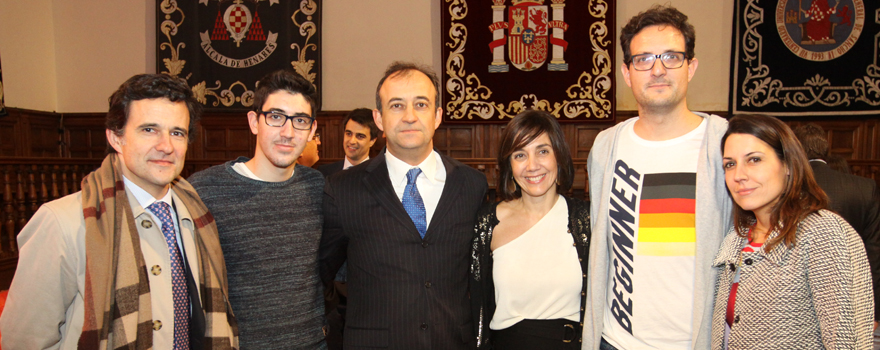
[721,115,828,252]
[496,110,573,201]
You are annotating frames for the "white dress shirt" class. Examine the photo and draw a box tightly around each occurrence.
[123,176,185,256]
[385,150,446,228]
[343,156,368,170]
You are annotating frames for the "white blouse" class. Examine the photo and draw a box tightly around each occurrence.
[490,195,582,330]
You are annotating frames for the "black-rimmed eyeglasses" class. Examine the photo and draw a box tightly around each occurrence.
[260,111,314,130]
[629,51,687,71]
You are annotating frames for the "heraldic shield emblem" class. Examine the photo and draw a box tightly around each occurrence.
[488,0,569,73]
[224,2,253,47]
[508,3,549,71]
[158,0,321,110]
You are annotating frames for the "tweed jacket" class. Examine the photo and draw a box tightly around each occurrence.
[1,188,204,349]
[469,195,590,349]
[711,210,873,349]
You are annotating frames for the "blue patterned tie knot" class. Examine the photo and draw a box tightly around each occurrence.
[403,168,428,238]
[146,201,190,349]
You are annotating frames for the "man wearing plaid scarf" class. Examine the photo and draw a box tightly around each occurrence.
[0,74,238,349]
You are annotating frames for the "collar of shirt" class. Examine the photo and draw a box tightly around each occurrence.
[123,175,187,257]
[809,159,827,164]
[343,156,368,170]
[123,175,174,210]
[385,150,445,187]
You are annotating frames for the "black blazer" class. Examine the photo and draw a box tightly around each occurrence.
[320,152,487,350]
[810,160,880,320]
[318,160,345,177]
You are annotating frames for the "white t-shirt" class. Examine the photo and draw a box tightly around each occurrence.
[602,118,706,350]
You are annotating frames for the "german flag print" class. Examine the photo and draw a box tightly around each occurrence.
[637,173,696,256]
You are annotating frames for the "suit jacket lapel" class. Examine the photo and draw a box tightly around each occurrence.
[426,154,464,237]
[363,153,422,236]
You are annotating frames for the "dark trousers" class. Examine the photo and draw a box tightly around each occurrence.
[493,319,581,350]
[324,281,347,350]
[599,337,620,350]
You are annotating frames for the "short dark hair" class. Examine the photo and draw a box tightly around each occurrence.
[497,110,574,201]
[620,4,696,66]
[106,74,201,153]
[252,69,319,118]
[793,123,829,161]
[343,108,379,140]
[375,61,440,111]
[827,154,851,174]
[721,115,827,252]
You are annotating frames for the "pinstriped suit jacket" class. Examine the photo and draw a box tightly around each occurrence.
[320,152,487,350]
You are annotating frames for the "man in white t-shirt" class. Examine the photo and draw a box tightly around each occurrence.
[584,5,733,349]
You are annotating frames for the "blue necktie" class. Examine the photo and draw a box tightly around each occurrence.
[147,201,190,350]
[403,168,428,238]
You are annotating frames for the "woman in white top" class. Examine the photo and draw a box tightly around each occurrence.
[470,110,590,349]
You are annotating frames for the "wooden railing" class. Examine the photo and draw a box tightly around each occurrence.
[0,159,103,257]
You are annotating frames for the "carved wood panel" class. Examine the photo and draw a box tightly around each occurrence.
[0,114,19,157]
[24,111,62,157]
[63,114,106,158]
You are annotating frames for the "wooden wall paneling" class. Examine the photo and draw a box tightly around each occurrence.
[784,118,874,161]
[0,109,21,157]
[318,114,343,161]
[449,126,477,159]
[24,111,62,157]
[826,121,863,160]
[198,113,254,160]
[866,118,879,160]
[483,124,504,160]
[62,113,106,159]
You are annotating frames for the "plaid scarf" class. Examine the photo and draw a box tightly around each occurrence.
[77,154,238,349]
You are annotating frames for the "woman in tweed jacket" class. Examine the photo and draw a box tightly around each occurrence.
[712,114,873,349]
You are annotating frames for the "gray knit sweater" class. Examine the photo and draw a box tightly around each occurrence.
[189,157,326,349]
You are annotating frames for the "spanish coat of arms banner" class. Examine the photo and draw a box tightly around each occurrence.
[730,0,879,117]
[157,0,321,111]
[442,0,615,123]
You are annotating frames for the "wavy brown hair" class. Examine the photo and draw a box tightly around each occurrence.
[496,110,573,201]
[721,115,828,252]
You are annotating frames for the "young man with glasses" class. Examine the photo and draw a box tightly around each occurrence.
[189,69,327,349]
[584,5,732,350]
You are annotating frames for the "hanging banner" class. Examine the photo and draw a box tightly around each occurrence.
[730,0,879,117]
[157,0,321,110]
[442,0,615,122]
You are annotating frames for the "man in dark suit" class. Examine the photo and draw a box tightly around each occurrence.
[319,108,379,350]
[318,108,379,177]
[795,123,880,330]
[320,61,487,349]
